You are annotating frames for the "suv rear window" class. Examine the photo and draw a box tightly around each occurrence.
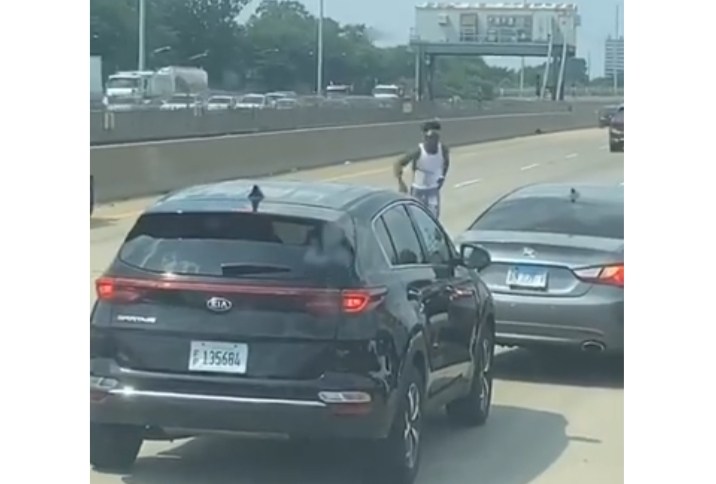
[119,212,357,286]
[470,197,623,239]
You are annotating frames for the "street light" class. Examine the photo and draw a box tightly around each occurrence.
[316,0,324,96]
[138,0,146,70]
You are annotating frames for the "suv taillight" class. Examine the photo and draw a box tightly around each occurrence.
[95,276,387,314]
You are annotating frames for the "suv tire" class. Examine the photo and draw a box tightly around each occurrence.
[90,423,143,471]
[375,363,425,484]
[446,322,494,427]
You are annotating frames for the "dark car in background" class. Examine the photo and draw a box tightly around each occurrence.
[90,175,95,216]
[455,183,624,355]
[609,105,624,152]
[597,104,620,128]
[90,180,496,484]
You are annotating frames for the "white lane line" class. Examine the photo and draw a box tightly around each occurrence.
[454,178,482,189]
[566,153,578,159]
[598,145,608,151]
[521,163,540,171]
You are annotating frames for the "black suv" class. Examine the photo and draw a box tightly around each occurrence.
[609,105,624,152]
[90,180,496,484]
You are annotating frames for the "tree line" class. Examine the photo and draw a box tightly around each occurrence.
[91,0,598,98]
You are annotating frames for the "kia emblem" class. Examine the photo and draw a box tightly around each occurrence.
[206,296,232,313]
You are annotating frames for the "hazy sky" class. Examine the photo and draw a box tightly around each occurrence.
[240,1,624,77]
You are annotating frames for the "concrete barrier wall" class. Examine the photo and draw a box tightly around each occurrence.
[90,101,603,204]
[91,99,582,145]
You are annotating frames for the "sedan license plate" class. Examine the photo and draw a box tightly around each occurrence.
[506,266,548,289]
[189,341,248,374]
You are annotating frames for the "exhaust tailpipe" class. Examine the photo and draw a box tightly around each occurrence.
[581,341,606,353]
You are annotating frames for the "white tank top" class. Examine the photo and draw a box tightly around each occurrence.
[412,142,445,189]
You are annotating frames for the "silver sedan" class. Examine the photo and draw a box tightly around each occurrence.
[455,183,624,355]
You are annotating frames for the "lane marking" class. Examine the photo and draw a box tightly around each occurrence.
[566,153,578,159]
[598,145,608,151]
[94,129,597,221]
[454,178,482,189]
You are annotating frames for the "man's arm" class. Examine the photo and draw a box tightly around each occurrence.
[442,144,451,178]
[394,149,420,178]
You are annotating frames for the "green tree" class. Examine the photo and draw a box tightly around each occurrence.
[153,0,249,87]
[244,0,317,91]
[91,0,138,76]
[90,0,516,96]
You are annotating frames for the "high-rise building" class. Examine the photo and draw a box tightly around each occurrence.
[604,36,624,78]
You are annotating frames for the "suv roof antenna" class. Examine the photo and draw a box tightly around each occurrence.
[248,185,264,212]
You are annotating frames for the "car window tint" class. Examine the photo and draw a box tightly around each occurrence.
[374,216,398,265]
[119,212,357,286]
[381,205,423,265]
[470,197,623,239]
[406,205,451,264]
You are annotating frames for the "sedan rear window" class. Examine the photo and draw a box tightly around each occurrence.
[470,197,623,239]
[119,212,357,286]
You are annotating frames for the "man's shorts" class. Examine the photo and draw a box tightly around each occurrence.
[410,186,441,219]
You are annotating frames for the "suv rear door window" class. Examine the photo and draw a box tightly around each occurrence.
[470,197,623,239]
[374,216,398,265]
[406,205,452,264]
[119,212,356,286]
[380,205,423,265]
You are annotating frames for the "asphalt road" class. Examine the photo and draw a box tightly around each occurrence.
[90,128,624,484]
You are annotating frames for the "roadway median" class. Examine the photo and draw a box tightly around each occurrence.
[90,101,604,204]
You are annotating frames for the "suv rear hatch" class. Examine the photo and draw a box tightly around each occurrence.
[92,210,369,380]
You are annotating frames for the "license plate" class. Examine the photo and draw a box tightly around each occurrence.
[189,341,248,374]
[506,266,548,289]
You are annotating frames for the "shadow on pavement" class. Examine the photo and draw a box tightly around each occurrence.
[493,348,624,389]
[106,405,567,484]
[91,216,122,230]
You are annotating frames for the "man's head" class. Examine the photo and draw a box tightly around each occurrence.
[422,120,441,151]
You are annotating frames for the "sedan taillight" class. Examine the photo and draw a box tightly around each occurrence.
[574,264,624,287]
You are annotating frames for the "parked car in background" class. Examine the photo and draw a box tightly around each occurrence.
[276,98,299,110]
[265,91,297,107]
[236,93,267,110]
[206,95,235,111]
[160,94,201,111]
[609,105,624,152]
[90,180,497,484]
[597,105,620,128]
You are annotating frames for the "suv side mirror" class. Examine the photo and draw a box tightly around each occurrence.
[460,243,491,271]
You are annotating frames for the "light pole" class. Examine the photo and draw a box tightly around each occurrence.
[138,0,146,71]
[519,1,526,97]
[316,0,324,96]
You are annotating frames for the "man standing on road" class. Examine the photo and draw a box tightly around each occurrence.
[394,120,451,219]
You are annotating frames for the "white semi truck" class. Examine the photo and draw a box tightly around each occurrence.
[105,66,209,107]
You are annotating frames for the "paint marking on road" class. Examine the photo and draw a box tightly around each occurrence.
[598,145,608,151]
[454,178,482,189]
[619,181,624,186]
[566,153,578,159]
[520,163,540,171]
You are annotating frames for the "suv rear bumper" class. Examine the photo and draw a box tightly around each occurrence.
[90,367,395,440]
